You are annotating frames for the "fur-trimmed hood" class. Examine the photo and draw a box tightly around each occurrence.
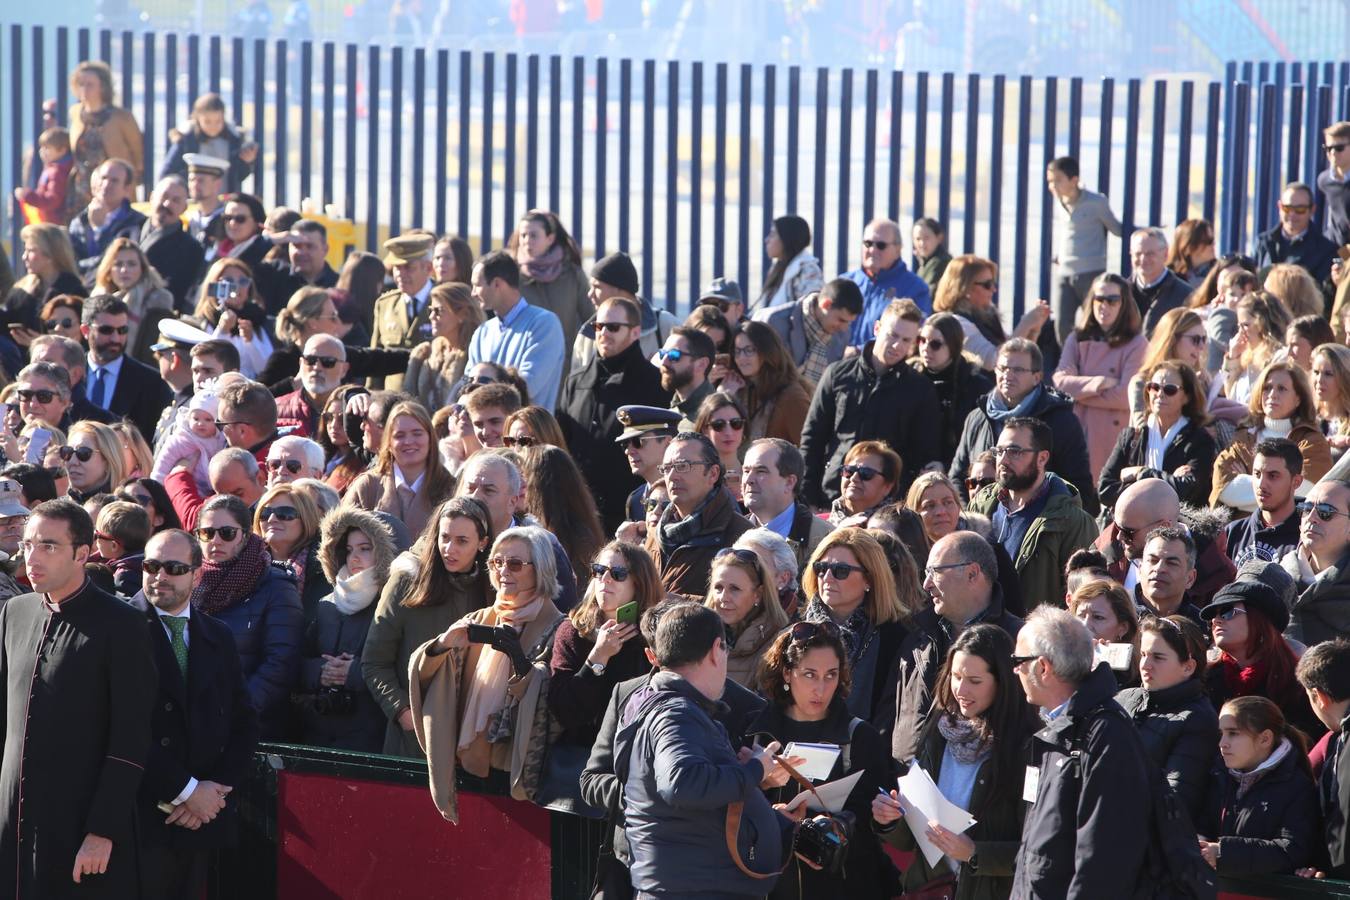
[1180,503,1229,542]
[319,507,398,585]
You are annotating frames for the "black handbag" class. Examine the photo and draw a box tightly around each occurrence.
[535,741,605,818]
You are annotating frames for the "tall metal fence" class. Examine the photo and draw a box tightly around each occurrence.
[2,24,1349,318]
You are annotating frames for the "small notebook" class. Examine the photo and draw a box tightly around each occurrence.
[783,741,842,782]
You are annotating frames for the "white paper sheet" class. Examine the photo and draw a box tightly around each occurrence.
[897,765,979,868]
[783,769,864,814]
[782,742,842,782]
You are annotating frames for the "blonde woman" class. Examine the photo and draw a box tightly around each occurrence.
[1223,292,1291,406]
[343,400,455,540]
[404,282,484,411]
[62,420,127,502]
[90,237,174,363]
[3,224,85,328]
[1313,344,1350,461]
[189,258,274,378]
[704,546,790,688]
[1126,307,1246,435]
[801,527,914,721]
[109,420,153,479]
[1263,263,1324,320]
[252,482,329,611]
[933,255,1049,370]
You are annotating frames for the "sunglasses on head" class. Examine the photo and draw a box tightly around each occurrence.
[94,324,129,336]
[16,389,58,404]
[709,417,744,432]
[57,445,95,463]
[841,463,880,481]
[1146,382,1182,397]
[590,562,630,582]
[143,558,194,576]
[715,547,763,582]
[595,321,633,334]
[42,318,73,333]
[1297,500,1350,522]
[812,559,865,580]
[503,435,537,448]
[488,556,534,572]
[302,354,340,369]
[790,620,841,643]
[261,505,300,522]
[196,525,240,541]
[267,458,304,474]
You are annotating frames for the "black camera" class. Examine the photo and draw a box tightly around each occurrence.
[307,688,357,716]
[792,810,854,875]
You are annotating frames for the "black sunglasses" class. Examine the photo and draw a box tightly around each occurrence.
[143,558,195,576]
[16,389,58,404]
[94,324,129,336]
[590,562,631,582]
[1146,382,1182,397]
[923,338,946,351]
[709,417,744,432]
[812,559,865,580]
[623,434,666,450]
[196,525,241,541]
[1091,293,1123,305]
[1325,142,1349,154]
[1011,653,1040,668]
[267,458,304,474]
[261,505,300,522]
[503,435,538,448]
[861,239,890,250]
[1297,501,1350,522]
[595,321,632,333]
[841,463,880,481]
[966,476,994,492]
[644,495,669,512]
[222,214,252,225]
[302,354,340,369]
[57,445,96,462]
[43,318,74,332]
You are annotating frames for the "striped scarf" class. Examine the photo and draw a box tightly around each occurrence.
[798,296,832,388]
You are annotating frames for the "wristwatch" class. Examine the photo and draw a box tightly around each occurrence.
[586,660,606,676]
[967,851,980,873]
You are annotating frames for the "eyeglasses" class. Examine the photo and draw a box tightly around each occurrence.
[93,324,129,336]
[503,435,538,448]
[716,547,764,582]
[196,525,241,542]
[924,561,973,579]
[1011,653,1040,669]
[708,417,745,432]
[488,556,534,572]
[302,354,341,369]
[991,445,1031,459]
[267,458,304,474]
[1296,500,1350,522]
[841,463,880,481]
[19,540,70,556]
[143,558,195,576]
[966,476,994,492]
[1091,293,1123,305]
[812,559,865,580]
[1214,606,1246,622]
[222,214,252,225]
[595,321,633,333]
[57,445,96,463]
[623,434,667,450]
[993,364,1036,376]
[644,496,670,512]
[215,420,245,430]
[590,562,631,582]
[1180,333,1207,347]
[16,389,59,404]
[1280,203,1312,215]
[1145,382,1182,397]
[733,345,758,358]
[657,460,713,476]
[657,348,699,363]
[790,620,841,643]
[861,239,891,250]
[923,338,946,352]
[972,279,997,291]
[1325,142,1349,154]
[43,318,74,332]
[260,505,300,522]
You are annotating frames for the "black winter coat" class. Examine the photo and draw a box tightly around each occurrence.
[913,357,993,468]
[1012,663,1152,899]
[1098,419,1218,509]
[296,596,385,751]
[557,340,672,531]
[1115,678,1219,823]
[800,341,943,508]
[1201,744,1321,876]
[747,702,898,900]
[1321,714,1350,878]
[949,387,1100,516]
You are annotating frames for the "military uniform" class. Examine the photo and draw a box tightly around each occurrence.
[613,405,681,533]
[149,319,213,453]
[369,234,437,390]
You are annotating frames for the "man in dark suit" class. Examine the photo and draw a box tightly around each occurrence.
[131,528,258,900]
[140,175,206,313]
[1133,226,1196,337]
[80,294,174,442]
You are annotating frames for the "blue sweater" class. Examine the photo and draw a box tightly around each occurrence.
[468,299,567,412]
[842,261,932,347]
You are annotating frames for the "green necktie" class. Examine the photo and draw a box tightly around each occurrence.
[162,615,189,680]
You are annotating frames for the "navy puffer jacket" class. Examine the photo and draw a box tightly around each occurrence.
[209,562,303,740]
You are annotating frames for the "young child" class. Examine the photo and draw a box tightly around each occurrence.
[14,127,74,224]
[1296,638,1350,879]
[160,92,257,193]
[94,500,151,598]
[150,391,226,493]
[1198,696,1320,876]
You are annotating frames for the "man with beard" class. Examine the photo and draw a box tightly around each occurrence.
[275,333,349,438]
[1283,479,1350,647]
[1225,438,1304,566]
[966,417,1097,607]
[657,326,716,431]
[81,295,174,442]
[139,175,205,311]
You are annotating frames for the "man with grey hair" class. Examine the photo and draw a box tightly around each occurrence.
[166,446,267,531]
[840,217,932,346]
[265,436,325,486]
[276,333,349,438]
[1012,605,1153,898]
[370,233,436,389]
[28,335,115,426]
[1131,226,1192,336]
[13,361,73,430]
[885,530,1022,759]
[68,157,147,282]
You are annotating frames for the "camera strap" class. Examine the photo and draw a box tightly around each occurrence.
[724,755,845,880]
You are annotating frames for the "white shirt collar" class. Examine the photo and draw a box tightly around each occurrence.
[394,465,425,493]
[87,353,125,377]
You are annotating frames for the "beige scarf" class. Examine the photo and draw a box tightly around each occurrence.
[458,593,545,749]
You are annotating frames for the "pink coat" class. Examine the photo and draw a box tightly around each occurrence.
[1053,332,1148,474]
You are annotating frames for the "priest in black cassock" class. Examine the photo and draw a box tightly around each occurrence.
[0,498,157,897]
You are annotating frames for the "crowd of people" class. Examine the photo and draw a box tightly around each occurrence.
[3,62,1350,899]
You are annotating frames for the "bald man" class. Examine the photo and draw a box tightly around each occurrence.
[841,218,932,347]
[1093,477,1235,607]
[275,334,349,438]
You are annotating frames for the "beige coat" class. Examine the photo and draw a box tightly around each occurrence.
[1052,332,1148,474]
[403,337,469,412]
[343,470,447,543]
[408,601,562,823]
[725,616,785,689]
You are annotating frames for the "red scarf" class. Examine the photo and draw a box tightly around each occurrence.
[192,534,273,615]
[1221,653,1270,698]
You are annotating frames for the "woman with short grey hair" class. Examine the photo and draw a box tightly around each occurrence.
[735,527,801,617]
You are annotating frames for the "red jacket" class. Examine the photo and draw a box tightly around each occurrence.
[17,155,73,223]
[274,390,317,438]
[165,468,206,533]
